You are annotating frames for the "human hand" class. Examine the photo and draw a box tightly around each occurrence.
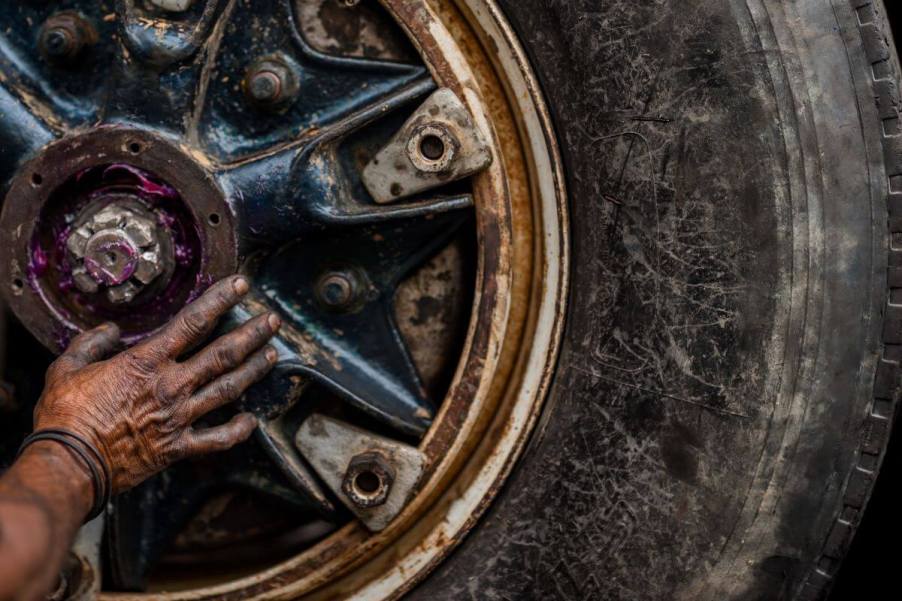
[32,275,280,493]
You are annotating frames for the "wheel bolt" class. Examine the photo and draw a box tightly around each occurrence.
[316,271,359,311]
[342,451,395,509]
[248,70,283,104]
[244,55,299,110]
[39,13,96,64]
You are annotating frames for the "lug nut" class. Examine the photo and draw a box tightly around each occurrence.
[66,201,174,304]
[248,70,283,104]
[39,13,97,64]
[244,54,300,110]
[342,451,395,509]
[315,270,361,311]
[406,123,459,174]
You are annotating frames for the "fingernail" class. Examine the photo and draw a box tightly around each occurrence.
[232,276,249,295]
[267,313,281,330]
[265,346,278,363]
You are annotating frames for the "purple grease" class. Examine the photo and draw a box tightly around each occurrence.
[29,162,206,342]
[103,164,179,200]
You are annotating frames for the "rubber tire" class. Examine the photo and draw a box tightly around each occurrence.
[410,1,901,600]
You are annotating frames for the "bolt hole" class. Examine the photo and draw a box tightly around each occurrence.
[31,173,43,187]
[11,278,24,292]
[208,212,221,226]
[354,470,381,495]
[104,252,117,266]
[128,142,142,154]
[419,134,446,161]
[390,183,403,197]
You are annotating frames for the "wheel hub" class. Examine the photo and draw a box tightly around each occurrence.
[0,129,237,349]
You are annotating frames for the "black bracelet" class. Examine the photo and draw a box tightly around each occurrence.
[16,429,112,522]
[29,428,112,517]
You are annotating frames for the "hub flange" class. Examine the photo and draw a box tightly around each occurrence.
[0,129,237,350]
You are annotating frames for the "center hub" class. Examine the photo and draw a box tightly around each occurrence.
[0,129,237,351]
[66,198,176,303]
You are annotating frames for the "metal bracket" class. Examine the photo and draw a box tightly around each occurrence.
[295,414,426,531]
[362,88,493,203]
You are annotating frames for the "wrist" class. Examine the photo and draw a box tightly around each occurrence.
[18,442,95,519]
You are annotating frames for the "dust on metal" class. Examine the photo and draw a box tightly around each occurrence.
[296,414,426,531]
[362,88,493,203]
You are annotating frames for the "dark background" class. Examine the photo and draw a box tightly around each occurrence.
[830,6,902,599]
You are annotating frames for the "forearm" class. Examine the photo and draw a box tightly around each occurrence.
[0,443,93,601]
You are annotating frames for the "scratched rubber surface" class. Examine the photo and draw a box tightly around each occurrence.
[410,1,900,600]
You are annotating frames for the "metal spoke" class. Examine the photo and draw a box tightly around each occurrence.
[101,0,228,131]
[250,206,472,436]
[218,77,440,251]
[193,0,427,161]
[0,6,107,132]
[0,86,56,187]
[106,463,213,590]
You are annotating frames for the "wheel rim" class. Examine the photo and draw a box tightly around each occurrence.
[0,1,567,598]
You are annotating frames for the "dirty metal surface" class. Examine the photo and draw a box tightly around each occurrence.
[362,88,493,203]
[296,414,426,532]
[296,0,418,62]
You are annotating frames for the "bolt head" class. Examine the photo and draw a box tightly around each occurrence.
[244,55,299,110]
[83,229,140,286]
[248,70,283,103]
[316,271,359,311]
[39,13,96,64]
[65,199,175,303]
[42,28,75,57]
[342,452,395,509]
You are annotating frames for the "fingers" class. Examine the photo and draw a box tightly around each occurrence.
[50,323,121,376]
[181,312,280,390]
[180,413,258,458]
[183,346,278,422]
[140,276,250,360]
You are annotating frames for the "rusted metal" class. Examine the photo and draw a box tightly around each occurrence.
[243,54,301,110]
[362,88,493,203]
[296,0,418,62]
[0,0,565,598]
[296,414,426,532]
[314,270,361,312]
[341,451,395,508]
[38,12,98,65]
[97,1,564,598]
[0,129,236,351]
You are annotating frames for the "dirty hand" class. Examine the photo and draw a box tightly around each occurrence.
[32,275,280,492]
